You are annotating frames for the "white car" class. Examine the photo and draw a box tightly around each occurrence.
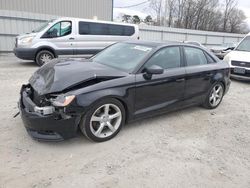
[14,17,139,66]
[224,33,250,80]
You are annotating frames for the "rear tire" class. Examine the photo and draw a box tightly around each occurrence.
[80,98,125,142]
[203,82,224,109]
[35,50,55,66]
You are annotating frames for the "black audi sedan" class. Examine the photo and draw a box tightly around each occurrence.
[19,41,231,142]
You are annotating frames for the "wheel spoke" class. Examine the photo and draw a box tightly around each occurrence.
[91,115,102,122]
[95,123,104,136]
[104,104,110,116]
[215,94,220,99]
[211,97,216,105]
[216,86,221,94]
[213,87,216,93]
[109,112,121,120]
[107,122,116,132]
[209,95,214,101]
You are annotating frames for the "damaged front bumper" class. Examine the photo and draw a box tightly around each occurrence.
[19,85,81,141]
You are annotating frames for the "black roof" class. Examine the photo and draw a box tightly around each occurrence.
[122,40,218,60]
[124,40,192,48]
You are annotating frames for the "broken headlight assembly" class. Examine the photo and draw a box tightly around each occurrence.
[52,95,75,107]
[33,95,75,115]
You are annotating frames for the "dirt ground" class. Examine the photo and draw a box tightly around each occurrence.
[0,54,249,188]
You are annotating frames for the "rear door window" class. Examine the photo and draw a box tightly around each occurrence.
[184,47,208,66]
[79,21,135,36]
[108,25,124,35]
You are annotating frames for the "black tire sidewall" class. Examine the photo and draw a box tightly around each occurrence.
[204,82,225,109]
[35,50,54,66]
[80,98,126,142]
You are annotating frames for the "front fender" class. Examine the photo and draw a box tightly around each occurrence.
[75,87,135,121]
[32,41,58,50]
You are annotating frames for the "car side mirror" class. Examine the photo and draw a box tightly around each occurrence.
[143,65,164,80]
[145,65,164,75]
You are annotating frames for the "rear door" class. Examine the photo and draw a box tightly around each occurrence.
[183,46,218,102]
[134,46,186,116]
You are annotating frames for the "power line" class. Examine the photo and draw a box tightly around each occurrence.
[114,1,150,8]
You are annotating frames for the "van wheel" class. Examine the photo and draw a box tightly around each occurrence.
[35,50,55,66]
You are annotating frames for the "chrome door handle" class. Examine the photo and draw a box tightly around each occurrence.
[176,78,185,82]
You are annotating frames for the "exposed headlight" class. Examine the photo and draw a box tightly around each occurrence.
[20,36,34,44]
[52,95,75,107]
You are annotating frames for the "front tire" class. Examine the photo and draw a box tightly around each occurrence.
[203,82,224,109]
[80,98,125,142]
[35,50,55,66]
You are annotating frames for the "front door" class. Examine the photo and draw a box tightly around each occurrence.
[134,46,186,116]
[42,20,74,56]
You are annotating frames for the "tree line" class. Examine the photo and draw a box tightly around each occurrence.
[121,0,249,34]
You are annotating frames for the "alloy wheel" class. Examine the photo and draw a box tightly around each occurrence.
[209,84,223,107]
[90,104,122,138]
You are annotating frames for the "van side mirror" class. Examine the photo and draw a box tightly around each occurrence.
[43,28,58,38]
[49,28,58,38]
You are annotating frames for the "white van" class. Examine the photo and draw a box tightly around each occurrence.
[14,17,139,66]
[224,33,250,80]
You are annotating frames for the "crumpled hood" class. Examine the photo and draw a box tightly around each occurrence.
[29,59,128,95]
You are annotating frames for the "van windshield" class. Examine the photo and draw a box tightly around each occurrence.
[92,43,153,73]
[236,36,250,52]
[32,19,55,33]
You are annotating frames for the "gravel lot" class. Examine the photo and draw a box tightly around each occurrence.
[0,54,250,188]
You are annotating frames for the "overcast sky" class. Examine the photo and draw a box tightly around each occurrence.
[114,0,250,24]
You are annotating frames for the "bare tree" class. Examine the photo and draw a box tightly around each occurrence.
[165,0,176,27]
[144,15,153,25]
[222,0,237,32]
[147,0,248,34]
[132,15,141,24]
[122,14,132,23]
[176,0,187,28]
[150,0,164,25]
[228,8,246,33]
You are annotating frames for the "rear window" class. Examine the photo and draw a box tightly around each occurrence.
[184,47,208,66]
[79,21,135,36]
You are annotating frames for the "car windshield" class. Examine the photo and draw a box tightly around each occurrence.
[92,43,153,72]
[32,19,55,33]
[235,36,250,52]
